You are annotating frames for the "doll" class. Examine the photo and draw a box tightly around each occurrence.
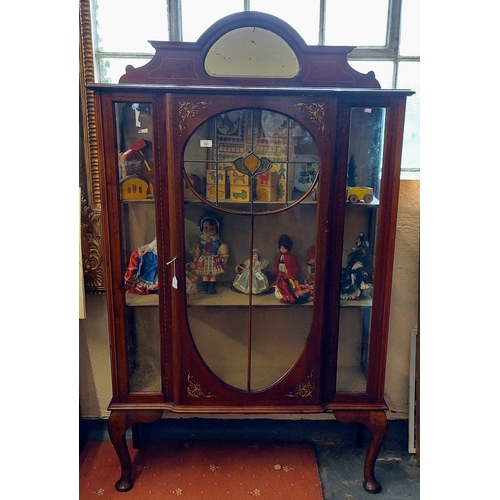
[191,213,229,294]
[185,261,199,300]
[305,245,316,286]
[273,234,311,304]
[340,232,374,300]
[231,248,270,295]
[124,237,158,294]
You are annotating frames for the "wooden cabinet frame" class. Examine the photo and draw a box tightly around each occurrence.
[88,11,413,494]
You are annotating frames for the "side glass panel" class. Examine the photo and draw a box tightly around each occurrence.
[337,107,386,393]
[115,102,161,393]
[183,109,318,392]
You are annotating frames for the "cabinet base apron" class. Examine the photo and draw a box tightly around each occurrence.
[107,408,388,494]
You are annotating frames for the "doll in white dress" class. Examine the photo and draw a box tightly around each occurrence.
[231,249,270,295]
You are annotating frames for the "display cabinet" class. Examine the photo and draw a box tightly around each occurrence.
[89,12,413,494]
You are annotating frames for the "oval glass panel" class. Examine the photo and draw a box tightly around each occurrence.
[183,108,318,391]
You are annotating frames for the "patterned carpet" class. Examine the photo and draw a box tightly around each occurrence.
[79,440,324,499]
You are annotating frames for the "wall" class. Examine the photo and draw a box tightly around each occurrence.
[79,179,419,419]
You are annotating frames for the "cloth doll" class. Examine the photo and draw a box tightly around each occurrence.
[191,213,229,294]
[305,245,316,286]
[273,234,311,304]
[124,237,158,294]
[340,232,374,300]
[231,248,270,295]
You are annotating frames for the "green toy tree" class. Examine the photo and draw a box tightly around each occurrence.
[347,155,357,187]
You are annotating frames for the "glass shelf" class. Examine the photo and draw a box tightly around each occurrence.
[125,288,372,308]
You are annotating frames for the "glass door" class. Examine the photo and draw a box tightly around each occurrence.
[183,108,319,392]
[115,100,162,394]
[337,106,386,393]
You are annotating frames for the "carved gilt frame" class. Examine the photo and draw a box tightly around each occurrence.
[79,0,105,293]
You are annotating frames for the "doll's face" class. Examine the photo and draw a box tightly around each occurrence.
[202,220,217,237]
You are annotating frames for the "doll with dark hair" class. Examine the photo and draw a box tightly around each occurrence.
[191,212,229,294]
[273,234,311,304]
[340,232,373,300]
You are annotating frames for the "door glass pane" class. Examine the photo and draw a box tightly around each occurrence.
[337,107,386,392]
[250,208,315,391]
[184,108,318,392]
[115,101,161,393]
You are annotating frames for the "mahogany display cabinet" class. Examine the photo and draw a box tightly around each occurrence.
[89,12,414,493]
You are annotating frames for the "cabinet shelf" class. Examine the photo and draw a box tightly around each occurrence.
[125,287,372,308]
[121,198,155,204]
[185,196,318,208]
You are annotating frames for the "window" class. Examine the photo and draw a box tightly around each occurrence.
[90,0,419,177]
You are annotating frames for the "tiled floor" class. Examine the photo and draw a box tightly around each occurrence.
[81,417,419,499]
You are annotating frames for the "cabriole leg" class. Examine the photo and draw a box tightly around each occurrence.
[333,410,388,494]
[108,410,163,492]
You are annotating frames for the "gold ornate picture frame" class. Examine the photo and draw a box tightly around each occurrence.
[79,0,105,293]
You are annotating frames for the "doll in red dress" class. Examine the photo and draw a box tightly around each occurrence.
[273,234,311,304]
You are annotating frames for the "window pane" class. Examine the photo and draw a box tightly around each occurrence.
[250,0,321,45]
[348,60,394,89]
[94,0,169,52]
[400,0,420,56]
[325,0,389,46]
[181,0,244,42]
[397,61,420,174]
[98,57,153,83]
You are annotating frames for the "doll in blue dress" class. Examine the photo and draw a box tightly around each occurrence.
[231,249,270,295]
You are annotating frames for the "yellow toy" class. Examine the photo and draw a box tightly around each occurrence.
[346,186,374,204]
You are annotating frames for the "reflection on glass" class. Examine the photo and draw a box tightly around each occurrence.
[337,107,386,393]
[184,110,318,392]
[115,102,162,394]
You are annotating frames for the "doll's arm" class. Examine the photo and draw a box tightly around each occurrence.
[218,242,229,263]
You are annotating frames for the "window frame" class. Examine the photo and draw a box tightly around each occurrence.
[91,0,419,86]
